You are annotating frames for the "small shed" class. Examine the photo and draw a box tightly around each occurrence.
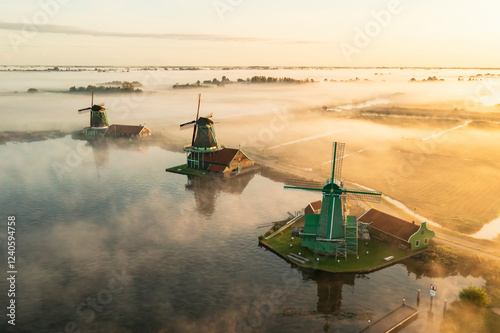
[358,208,435,251]
[105,124,152,138]
[305,200,322,215]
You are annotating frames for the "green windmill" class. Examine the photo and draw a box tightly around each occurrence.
[78,89,109,138]
[285,142,382,259]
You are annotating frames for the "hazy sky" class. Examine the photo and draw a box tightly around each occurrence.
[1,0,499,67]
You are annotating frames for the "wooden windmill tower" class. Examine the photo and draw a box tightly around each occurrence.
[180,94,223,169]
[78,90,109,138]
[285,142,382,259]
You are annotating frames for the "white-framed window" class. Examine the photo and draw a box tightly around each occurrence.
[415,240,420,247]
[424,238,428,245]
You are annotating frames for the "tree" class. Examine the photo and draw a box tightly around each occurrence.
[459,286,491,308]
[121,81,134,90]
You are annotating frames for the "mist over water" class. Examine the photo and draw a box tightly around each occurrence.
[0,137,486,332]
[1,68,499,332]
[1,67,500,132]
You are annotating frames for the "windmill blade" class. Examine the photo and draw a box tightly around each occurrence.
[284,186,324,192]
[330,142,345,183]
[342,188,382,203]
[284,179,324,192]
[78,107,91,112]
[180,120,196,128]
[192,94,201,146]
[203,112,213,119]
[97,102,105,107]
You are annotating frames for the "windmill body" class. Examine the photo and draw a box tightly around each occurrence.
[285,142,382,259]
[77,90,152,140]
[178,94,254,177]
[190,116,220,150]
[88,105,109,128]
[78,91,109,138]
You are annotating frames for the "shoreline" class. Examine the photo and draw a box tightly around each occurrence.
[258,216,429,274]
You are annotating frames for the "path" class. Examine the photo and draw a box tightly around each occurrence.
[433,235,500,262]
[251,155,500,262]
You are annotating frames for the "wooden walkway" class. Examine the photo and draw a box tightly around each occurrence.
[359,304,418,333]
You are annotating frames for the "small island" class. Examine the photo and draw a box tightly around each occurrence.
[259,208,433,274]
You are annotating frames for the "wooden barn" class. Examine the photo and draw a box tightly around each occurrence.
[187,148,254,176]
[358,208,435,251]
[304,200,322,215]
[105,124,152,138]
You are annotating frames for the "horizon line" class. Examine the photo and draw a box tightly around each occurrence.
[2,65,500,70]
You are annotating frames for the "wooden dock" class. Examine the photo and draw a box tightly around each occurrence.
[359,304,419,333]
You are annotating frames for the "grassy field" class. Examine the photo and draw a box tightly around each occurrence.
[232,113,500,236]
[261,222,424,273]
[161,104,500,237]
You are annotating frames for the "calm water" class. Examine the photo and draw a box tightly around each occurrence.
[0,137,485,332]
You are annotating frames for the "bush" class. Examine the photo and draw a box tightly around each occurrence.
[459,286,491,308]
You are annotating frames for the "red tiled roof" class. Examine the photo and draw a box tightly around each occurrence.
[309,200,322,211]
[208,164,227,172]
[358,208,419,241]
[203,148,239,165]
[106,124,149,135]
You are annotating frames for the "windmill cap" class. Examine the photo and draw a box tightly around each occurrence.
[196,117,214,126]
[91,105,105,111]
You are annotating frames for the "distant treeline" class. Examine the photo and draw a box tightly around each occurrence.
[97,80,143,87]
[68,81,142,93]
[173,76,315,88]
[244,76,314,83]
[410,76,445,82]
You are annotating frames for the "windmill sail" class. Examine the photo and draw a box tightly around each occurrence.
[284,179,324,191]
[192,94,201,146]
[283,141,383,258]
[331,142,345,184]
[180,120,196,129]
[343,188,382,203]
